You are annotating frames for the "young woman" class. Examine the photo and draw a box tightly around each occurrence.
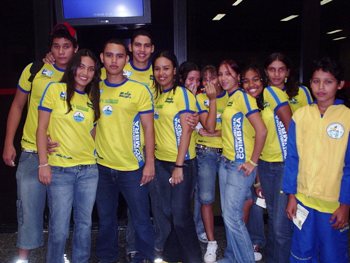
[217,60,267,263]
[243,62,293,263]
[36,49,100,263]
[264,52,313,113]
[283,57,349,263]
[179,61,201,94]
[152,51,202,263]
[196,65,228,263]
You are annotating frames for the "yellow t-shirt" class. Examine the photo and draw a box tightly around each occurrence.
[18,63,65,151]
[196,91,228,148]
[260,86,289,162]
[221,89,259,162]
[38,82,96,167]
[154,86,197,162]
[286,85,313,113]
[96,79,153,170]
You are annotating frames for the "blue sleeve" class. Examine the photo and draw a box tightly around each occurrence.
[339,133,350,205]
[282,119,299,194]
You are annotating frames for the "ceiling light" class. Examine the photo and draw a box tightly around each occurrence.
[320,0,332,5]
[212,14,226,21]
[280,15,299,22]
[326,29,343,34]
[232,0,243,6]
[333,37,347,41]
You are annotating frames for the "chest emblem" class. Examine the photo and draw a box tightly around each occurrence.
[73,111,85,122]
[102,105,113,116]
[327,123,344,139]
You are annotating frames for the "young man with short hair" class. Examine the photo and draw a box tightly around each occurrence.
[2,23,78,263]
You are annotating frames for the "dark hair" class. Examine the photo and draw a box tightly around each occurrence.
[264,52,298,100]
[201,65,217,79]
[152,50,179,98]
[219,59,240,75]
[61,49,101,122]
[102,38,128,54]
[131,29,153,44]
[49,23,78,48]
[241,64,266,110]
[178,61,200,85]
[311,57,344,82]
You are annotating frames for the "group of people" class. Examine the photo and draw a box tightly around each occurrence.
[3,22,350,263]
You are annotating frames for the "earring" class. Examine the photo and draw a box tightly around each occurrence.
[284,77,288,83]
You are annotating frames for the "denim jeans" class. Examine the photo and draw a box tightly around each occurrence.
[258,160,292,263]
[247,187,266,248]
[126,209,136,254]
[193,185,206,237]
[16,152,46,249]
[46,164,98,263]
[154,159,202,263]
[95,164,154,263]
[218,157,255,263]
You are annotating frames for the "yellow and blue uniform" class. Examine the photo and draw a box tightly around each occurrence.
[285,85,313,113]
[260,86,289,162]
[154,86,197,162]
[196,91,228,148]
[221,88,259,162]
[101,60,155,95]
[18,63,65,151]
[283,100,350,263]
[96,79,153,171]
[38,82,96,167]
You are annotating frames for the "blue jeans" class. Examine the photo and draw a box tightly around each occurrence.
[16,152,46,249]
[46,164,98,263]
[155,159,202,263]
[193,185,205,237]
[258,160,292,263]
[218,157,255,263]
[247,187,266,248]
[95,164,154,263]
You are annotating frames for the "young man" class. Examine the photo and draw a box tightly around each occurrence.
[2,23,78,263]
[95,39,155,263]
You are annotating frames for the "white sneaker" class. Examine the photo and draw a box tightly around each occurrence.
[198,232,208,243]
[204,240,218,263]
[253,245,262,261]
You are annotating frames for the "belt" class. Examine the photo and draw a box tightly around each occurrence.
[22,149,38,153]
[196,144,223,154]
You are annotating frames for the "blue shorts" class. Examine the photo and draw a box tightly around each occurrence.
[290,201,349,263]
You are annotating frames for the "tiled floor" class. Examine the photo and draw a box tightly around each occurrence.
[0,225,265,263]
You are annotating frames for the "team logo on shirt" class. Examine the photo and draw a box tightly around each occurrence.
[204,100,209,107]
[154,110,159,120]
[327,123,344,139]
[102,105,113,116]
[232,113,245,161]
[42,69,53,77]
[289,97,298,104]
[60,91,66,100]
[124,70,132,78]
[216,113,222,123]
[73,111,85,122]
[150,75,154,80]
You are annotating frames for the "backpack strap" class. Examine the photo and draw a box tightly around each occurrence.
[28,61,45,83]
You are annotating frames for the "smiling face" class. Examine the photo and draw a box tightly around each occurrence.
[153,56,176,90]
[74,56,96,91]
[241,69,264,98]
[185,70,200,91]
[218,63,239,93]
[265,60,289,89]
[310,69,344,108]
[129,35,154,67]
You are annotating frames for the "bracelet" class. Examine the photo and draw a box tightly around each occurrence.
[249,160,258,167]
[253,182,261,188]
[38,163,49,168]
[174,164,185,168]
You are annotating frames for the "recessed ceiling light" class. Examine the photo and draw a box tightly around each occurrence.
[212,14,226,21]
[320,0,333,6]
[232,0,243,6]
[326,29,343,34]
[280,15,299,22]
[333,36,347,41]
